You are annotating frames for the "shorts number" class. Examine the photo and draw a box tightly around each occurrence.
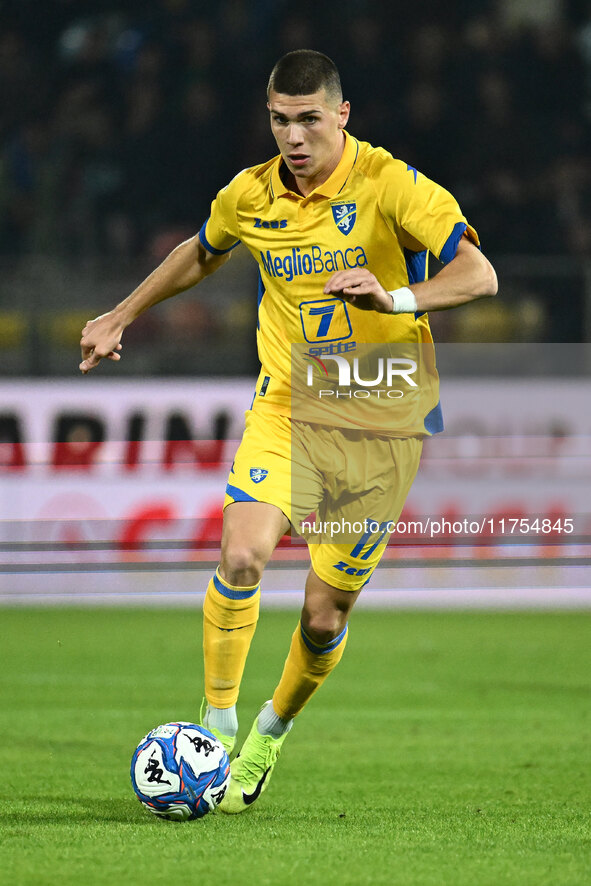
[350,521,391,560]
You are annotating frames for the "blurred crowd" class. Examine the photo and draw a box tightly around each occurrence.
[0,0,590,361]
[2,0,590,259]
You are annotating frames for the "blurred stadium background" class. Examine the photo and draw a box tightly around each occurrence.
[1,0,590,605]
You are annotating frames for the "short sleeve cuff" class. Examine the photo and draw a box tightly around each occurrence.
[198,220,240,255]
[438,222,467,264]
[438,221,480,264]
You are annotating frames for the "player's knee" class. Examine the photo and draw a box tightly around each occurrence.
[301,609,346,647]
[219,542,267,587]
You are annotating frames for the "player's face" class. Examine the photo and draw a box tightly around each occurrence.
[268,89,350,195]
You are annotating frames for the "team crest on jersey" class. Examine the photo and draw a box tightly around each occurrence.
[331,202,357,236]
[249,468,268,483]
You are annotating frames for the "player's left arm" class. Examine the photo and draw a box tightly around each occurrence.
[323,236,497,314]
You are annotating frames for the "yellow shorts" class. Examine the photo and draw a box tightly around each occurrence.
[224,408,422,591]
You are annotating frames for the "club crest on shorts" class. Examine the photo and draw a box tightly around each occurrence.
[249,467,268,483]
[331,201,357,235]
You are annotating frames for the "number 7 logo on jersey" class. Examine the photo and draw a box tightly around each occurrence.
[299,298,353,343]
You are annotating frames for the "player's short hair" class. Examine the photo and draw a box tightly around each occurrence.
[267,50,343,104]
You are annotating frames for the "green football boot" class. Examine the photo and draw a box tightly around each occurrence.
[199,697,236,756]
[218,702,292,814]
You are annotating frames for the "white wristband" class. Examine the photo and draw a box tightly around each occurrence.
[388,287,417,314]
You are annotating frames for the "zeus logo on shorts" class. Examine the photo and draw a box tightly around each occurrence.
[249,468,268,483]
[332,561,372,576]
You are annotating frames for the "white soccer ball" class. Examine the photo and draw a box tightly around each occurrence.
[131,722,230,820]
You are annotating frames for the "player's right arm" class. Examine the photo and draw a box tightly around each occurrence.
[79,234,229,374]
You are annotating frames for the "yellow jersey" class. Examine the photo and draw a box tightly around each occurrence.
[199,131,478,436]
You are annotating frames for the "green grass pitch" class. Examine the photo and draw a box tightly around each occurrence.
[1,606,590,885]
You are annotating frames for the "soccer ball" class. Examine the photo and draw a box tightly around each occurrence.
[131,722,230,821]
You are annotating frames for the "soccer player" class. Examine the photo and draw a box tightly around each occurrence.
[79,50,497,813]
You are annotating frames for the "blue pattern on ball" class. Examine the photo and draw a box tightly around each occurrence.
[130,722,230,821]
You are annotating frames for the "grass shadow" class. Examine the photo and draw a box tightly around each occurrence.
[0,797,155,826]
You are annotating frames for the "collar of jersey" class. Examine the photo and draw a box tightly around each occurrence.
[270,130,359,203]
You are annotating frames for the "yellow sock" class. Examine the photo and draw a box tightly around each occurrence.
[272,621,348,720]
[202,568,260,709]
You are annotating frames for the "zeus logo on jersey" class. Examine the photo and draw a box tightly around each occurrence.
[260,245,368,283]
[331,202,356,235]
[254,218,287,229]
